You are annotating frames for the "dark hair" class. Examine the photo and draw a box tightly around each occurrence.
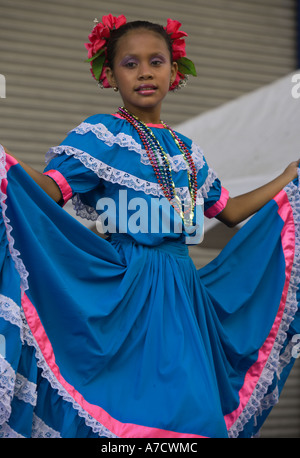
[106,21,173,69]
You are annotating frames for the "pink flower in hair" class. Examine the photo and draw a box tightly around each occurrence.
[165,18,197,90]
[85,14,127,84]
[85,14,127,58]
[165,19,188,40]
[85,25,110,58]
[171,39,186,61]
[102,13,127,30]
[99,66,110,88]
[165,18,187,61]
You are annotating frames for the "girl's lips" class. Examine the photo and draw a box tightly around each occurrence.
[135,85,157,95]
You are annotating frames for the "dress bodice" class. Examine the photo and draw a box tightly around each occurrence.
[44,113,229,245]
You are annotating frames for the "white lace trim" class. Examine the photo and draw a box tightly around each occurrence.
[0,355,15,424]
[0,414,61,438]
[69,121,206,173]
[31,413,61,438]
[0,355,37,425]
[0,422,24,438]
[45,145,216,222]
[46,145,163,198]
[0,145,116,438]
[277,339,295,375]
[0,146,29,295]
[227,177,300,438]
[0,294,23,331]
[200,167,218,200]
[14,372,37,407]
[72,194,99,222]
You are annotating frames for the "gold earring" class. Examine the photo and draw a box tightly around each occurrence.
[113,87,119,92]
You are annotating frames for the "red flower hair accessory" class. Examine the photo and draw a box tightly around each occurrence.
[85,15,196,90]
[85,14,127,88]
[164,19,197,90]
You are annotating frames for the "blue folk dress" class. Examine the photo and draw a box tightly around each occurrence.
[0,113,299,438]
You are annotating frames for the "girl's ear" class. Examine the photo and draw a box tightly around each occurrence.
[170,62,178,86]
[105,67,117,88]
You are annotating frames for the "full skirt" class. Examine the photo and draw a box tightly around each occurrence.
[1,150,300,438]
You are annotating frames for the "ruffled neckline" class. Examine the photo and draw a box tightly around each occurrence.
[111,113,166,129]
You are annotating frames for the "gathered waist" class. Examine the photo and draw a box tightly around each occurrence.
[109,234,190,258]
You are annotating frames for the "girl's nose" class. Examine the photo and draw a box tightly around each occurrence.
[138,63,153,80]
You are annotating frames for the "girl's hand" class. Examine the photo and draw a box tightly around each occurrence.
[282,159,300,182]
[1,145,62,203]
[218,159,300,227]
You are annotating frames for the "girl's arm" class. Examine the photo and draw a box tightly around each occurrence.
[217,160,300,227]
[3,146,62,203]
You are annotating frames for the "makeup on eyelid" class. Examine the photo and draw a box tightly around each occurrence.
[119,54,168,67]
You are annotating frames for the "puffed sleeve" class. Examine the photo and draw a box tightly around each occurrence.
[204,178,229,218]
[192,143,229,218]
[43,150,102,206]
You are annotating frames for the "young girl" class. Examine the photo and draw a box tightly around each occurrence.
[0,14,299,439]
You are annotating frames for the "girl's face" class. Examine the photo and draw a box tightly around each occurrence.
[105,29,178,124]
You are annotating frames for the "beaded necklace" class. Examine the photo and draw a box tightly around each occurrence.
[118,107,198,226]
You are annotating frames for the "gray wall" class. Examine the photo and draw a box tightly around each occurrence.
[0,0,299,437]
[0,0,297,170]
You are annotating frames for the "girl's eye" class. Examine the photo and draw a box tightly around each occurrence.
[151,59,163,66]
[123,61,137,68]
